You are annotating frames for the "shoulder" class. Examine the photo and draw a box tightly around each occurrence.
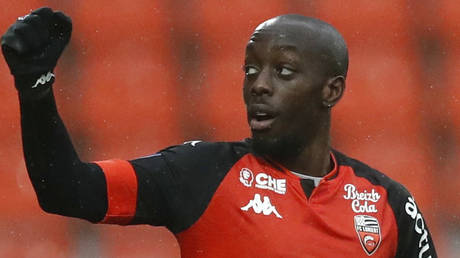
[130,139,251,178]
[135,139,251,176]
[160,140,250,156]
[157,140,250,164]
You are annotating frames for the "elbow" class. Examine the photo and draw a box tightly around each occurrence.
[36,194,62,215]
[35,188,106,223]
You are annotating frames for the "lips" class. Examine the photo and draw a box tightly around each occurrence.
[247,104,277,131]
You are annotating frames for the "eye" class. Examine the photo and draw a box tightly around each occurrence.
[276,66,295,78]
[279,67,294,76]
[244,65,259,76]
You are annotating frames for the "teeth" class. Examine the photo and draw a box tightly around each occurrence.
[256,112,267,116]
[254,112,270,121]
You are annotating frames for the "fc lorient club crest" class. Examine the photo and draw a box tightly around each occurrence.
[354,215,381,255]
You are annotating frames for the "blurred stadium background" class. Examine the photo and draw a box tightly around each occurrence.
[0,0,459,257]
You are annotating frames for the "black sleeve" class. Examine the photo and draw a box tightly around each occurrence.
[19,85,107,222]
[391,186,437,258]
[129,141,248,233]
[128,153,172,226]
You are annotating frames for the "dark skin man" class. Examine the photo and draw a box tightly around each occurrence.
[244,14,347,177]
[2,8,436,257]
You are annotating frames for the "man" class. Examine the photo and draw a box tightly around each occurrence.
[2,7,436,258]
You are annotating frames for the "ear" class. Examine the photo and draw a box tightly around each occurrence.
[321,76,345,108]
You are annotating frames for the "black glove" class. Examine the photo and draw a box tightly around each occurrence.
[1,7,72,91]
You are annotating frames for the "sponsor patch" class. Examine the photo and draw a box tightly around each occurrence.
[405,197,432,257]
[354,215,381,256]
[241,193,282,219]
[343,184,381,213]
[239,169,286,194]
[239,168,254,187]
[255,173,286,194]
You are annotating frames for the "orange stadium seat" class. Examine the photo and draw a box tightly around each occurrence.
[70,0,170,46]
[98,225,180,258]
[66,1,182,160]
[315,0,411,50]
[196,0,289,59]
[446,50,460,132]
[438,0,460,46]
[408,0,459,50]
[333,48,422,143]
[76,49,181,160]
[0,217,73,257]
[0,0,42,30]
[439,49,460,220]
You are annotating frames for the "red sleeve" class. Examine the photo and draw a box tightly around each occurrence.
[95,159,138,224]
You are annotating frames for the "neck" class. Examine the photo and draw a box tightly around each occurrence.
[274,118,332,177]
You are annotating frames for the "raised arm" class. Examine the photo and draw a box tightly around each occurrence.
[2,7,107,222]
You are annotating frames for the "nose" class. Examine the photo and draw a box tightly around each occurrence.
[250,68,273,96]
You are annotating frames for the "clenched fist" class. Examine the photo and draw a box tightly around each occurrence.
[1,7,72,91]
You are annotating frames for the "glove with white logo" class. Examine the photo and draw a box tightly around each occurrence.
[1,7,72,91]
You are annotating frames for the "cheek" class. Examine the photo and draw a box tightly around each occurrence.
[242,83,250,104]
[280,90,323,123]
[281,86,319,109]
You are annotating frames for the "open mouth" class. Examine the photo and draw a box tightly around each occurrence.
[248,108,277,131]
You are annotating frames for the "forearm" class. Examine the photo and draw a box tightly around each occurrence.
[19,85,107,222]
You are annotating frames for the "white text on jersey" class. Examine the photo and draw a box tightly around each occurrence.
[255,173,286,194]
[343,184,381,213]
[405,197,432,258]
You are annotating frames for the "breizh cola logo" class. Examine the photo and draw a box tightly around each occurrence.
[343,184,381,213]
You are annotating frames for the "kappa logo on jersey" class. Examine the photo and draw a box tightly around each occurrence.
[405,197,432,258]
[343,184,381,213]
[241,194,282,219]
[239,169,286,194]
[354,215,381,256]
[239,168,254,187]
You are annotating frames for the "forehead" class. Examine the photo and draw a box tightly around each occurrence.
[245,24,318,59]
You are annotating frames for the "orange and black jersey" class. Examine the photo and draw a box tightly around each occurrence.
[94,140,436,258]
[20,76,436,257]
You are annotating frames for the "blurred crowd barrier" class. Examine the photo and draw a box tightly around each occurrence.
[0,0,458,257]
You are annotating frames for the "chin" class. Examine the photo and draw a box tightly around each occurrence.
[251,133,303,160]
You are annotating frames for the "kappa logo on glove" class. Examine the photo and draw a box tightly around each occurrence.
[32,72,55,88]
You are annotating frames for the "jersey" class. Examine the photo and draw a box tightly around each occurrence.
[95,140,437,258]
